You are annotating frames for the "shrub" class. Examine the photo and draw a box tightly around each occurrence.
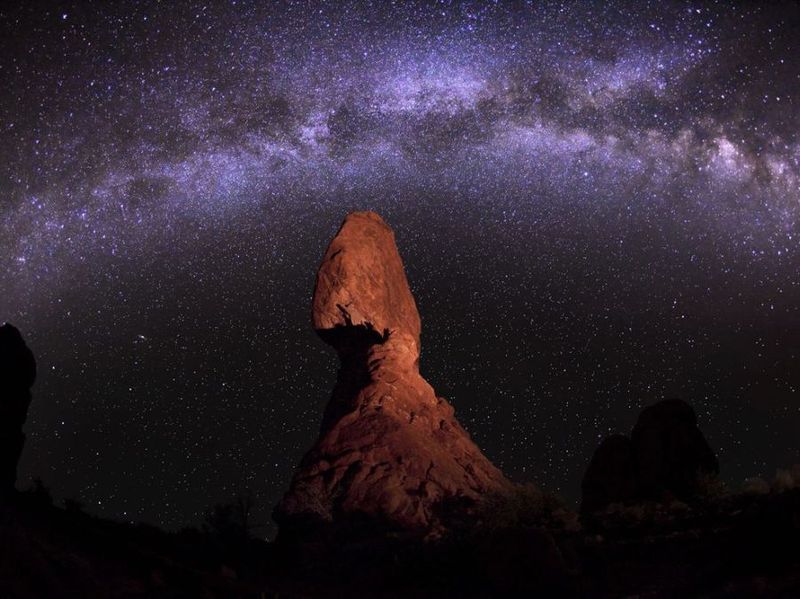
[772,465,800,493]
[695,471,728,500]
[742,477,770,495]
[475,484,577,532]
[23,478,53,507]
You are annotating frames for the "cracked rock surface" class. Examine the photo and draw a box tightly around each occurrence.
[274,211,511,539]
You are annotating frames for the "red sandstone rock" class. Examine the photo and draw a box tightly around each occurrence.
[275,211,511,538]
[311,211,421,352]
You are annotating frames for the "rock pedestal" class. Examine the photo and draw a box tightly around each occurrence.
[275,211,511,539]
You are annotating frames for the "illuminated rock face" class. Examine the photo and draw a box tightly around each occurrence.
[0,323,36,495]
[275,211,510,539]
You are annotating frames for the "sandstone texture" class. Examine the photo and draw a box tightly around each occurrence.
[0,323,36,495]
[275,211,511,538]
[581,398,719,513]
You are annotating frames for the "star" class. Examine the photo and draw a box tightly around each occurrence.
[0,0,798,538]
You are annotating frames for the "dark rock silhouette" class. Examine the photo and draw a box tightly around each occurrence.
[274,211,511,539]
[632,398,719,499]
[581,399,718,513]
[0,323,36,496]
[581,434,637,514]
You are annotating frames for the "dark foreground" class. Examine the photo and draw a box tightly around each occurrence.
[2,486,800,598]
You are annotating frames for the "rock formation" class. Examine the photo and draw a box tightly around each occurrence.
[581,399,718,513]
[275,211,511,539]
[0,323,36,496]
[580,434,637,514]
[631,398,719,498]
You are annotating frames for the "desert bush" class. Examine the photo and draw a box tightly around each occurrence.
[202,491,256,542]
[695,471,728,500]
[23,478,53,507]
[475,483,577,532]
[772,464,800,493]
[742,477,770,495]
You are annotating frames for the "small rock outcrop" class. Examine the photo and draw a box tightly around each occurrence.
[0,323,36,496]
[581,399,718,513]
[631,398,719,499]
[275,211,511,539]
[580,434,637,514]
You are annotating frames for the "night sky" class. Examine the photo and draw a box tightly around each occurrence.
[2,1,799,537]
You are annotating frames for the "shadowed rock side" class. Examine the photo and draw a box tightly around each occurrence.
[275,211,511,539]
[0,323,36,496]
[581,398,719,514]
[632,398,719,499]
[580,434,637,514]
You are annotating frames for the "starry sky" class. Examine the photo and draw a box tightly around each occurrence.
[2,1,799,536]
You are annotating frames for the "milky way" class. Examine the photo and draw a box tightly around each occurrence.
[2,1,799,535]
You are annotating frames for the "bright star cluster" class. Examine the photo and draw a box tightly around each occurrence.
[1,1,799,535]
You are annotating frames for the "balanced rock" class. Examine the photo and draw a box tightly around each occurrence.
[581,399,718,513]
[275,211,511,539]
[0,324,36,495]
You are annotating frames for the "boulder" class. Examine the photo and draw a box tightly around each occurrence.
[631,398,719,499]
[581,399,718,513]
